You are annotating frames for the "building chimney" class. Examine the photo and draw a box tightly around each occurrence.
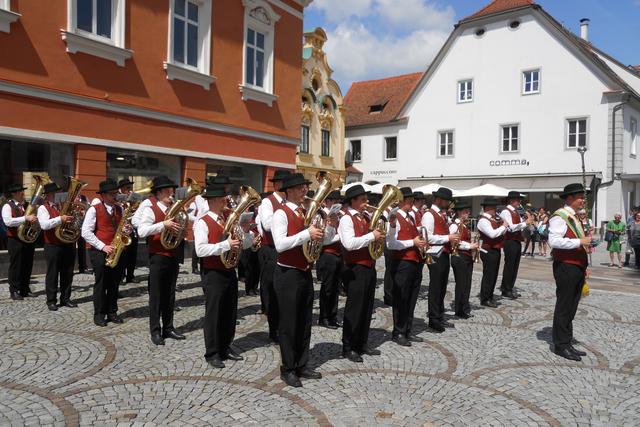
[580,18,590,41]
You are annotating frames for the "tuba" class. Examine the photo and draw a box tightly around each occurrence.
[54,177,88,244]
[18,175,52,243]
[221,186,261,268]
[302,171,340,263]
[105,200,140,268]
[368,184,403,260]
[160,177,204,250]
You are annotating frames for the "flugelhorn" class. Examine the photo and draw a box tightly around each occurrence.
[368,184,403,260]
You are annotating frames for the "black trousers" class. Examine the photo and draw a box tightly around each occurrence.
[90,249,123,317]
[383,246,394,304]
[258,245,279,339]
[77,238,87,272]
[274,265,313,373]
[634,247,640,268]
[451,254,473,315]
[44,243,75,305]
[239,248,260,293]
[148,254,179,335]
[342,264,376,353]
[480,248,501,302]
[123,235,138,281]
[392,259,422,338]
[7,237,35,295]
[317,252,342,322]
[552,262,585,349]
[501,239,522,293]
[203,268,238,360]
[427,252,450,324]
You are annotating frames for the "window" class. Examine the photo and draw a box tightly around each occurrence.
[439,131,454,157]
[523,69,540,94]
[567,118,587,149]
[458,80,473,103]
[300,125,309,154]
[0,0,20,33]
[246,28,266,88]
[501,125,519,152]
[321,129,330,157]
[631,118,638,157]
[77,0,113,39]
[384,136,397,160]
[351,140,362,162]
[172,0,199,67]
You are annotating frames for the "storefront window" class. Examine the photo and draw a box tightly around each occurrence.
[107,148,181,188]
[207,160,263,194]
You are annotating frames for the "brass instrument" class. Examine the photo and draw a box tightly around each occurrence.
[221,186,261,268]
[54,177,88,244]
[472,230,481,263]
[105,200,140,268]
[368,184,403,260]
[18,175,52,243]
[160,177,204,250]
[417,226,434,264]
[302,171,340,263]
[251,233,262,252]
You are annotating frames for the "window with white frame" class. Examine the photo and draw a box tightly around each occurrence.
[522,69,540,94]
[246,28,266,88]
[384,136,398,160]
[566,118,587,149]
[1,0,11,11]
[631,118,638,157]
[458,80,473,103]
[501,125,519,152]
[300,125,310,154]
[351,140,362,162]
[0,0,20,33]
[439,131,454,157]
[321,129,331,157]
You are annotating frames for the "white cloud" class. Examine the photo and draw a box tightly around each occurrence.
[373,0,455,32]
[309,0,374,23]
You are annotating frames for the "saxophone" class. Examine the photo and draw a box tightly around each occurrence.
[302,171,340,263]
[221,186,261,268]
[160,178,203,250]
[368,184,403,260]
[18,175,52,243]
[54,177,88,244]
[105,200,140,268]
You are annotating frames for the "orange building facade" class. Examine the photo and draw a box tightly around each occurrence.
[0,0,311,194]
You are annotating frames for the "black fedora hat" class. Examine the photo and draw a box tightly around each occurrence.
[43,182,62,194]
[481,197,500,207]
[506,191,525,200]
[326,190,342,200]
[413,191,426,200]
[454,199,471,210]
[118,178,134,188]
[280,173,311,191]
[270,169,291,183]
[432,187,453,201]
[202,185,227,198]
[6,183,26,194]
[151,175,178,192]
[344,184,370,202]
[207,174,231,186]
[559,183,586,199]
[399,187,414,199]
[97,179,119,194]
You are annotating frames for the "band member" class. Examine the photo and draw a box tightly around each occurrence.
[118,178,140,283]
[386,187,427,346]
[239,209,260,296]
[272,173,324,387]
[81,179,125,326]
[137,175,186,345]
[38,182,76,311]
[548,183,592,361]
[412,191,426,224]
[500,191,532,299]
[421,187,458,333]
[339,185,385,362]
[450,200,479,318]
[256,169,290,343]
[195,184,244,368]
[477,198,508,308]
[2,183,36,300]
[317,190,343,329]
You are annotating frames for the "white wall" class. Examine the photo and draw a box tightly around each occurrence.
[346,123,406,183]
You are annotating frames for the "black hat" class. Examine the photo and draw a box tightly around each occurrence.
[260,192,270,199]
[207,174,232,186]
[400,187,414,199]
[413,191,426,200]
[326,190,342,200]
[118,178,134,188]
[481,197,500,207]
[6,183,26,194]
[344,184,370,202]
[151,175,178,192]
[97,179,119,194]
[43,182,62,194]
[280,173,312,191]
[202,185,227,198]
[454,199,471,210]
[432,187,453,201]
[506,191,525,200]
[559,183,586,199]
[270,169,291,183]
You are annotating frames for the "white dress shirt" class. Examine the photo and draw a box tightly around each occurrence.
[1,201,26,227]
[37,203,62,230]
[339,208,375,251]
[386,209,416,250]
[81,202,116,250]
[256,192,284,237]
[137,201,168,239]
[421,205,450,245]
[189,195,210,226]
[548,206,582,250]
[90,197,101,206]
[272,202,311,254]
[500,205,527,232]
[449,222,472,250]
[477,212,507,239]
[320,206,340,245]
[194,211,232,258]
[131,198,153,228]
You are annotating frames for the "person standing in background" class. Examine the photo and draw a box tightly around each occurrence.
[606,214,625,268]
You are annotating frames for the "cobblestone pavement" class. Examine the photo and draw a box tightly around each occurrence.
[1,259,639,426]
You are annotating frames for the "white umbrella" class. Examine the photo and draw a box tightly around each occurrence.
[412,183,441,194]
[370,183,390,194]
[462,184,509,197]
[341,182,374,194]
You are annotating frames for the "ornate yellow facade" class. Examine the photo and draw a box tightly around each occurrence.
[299,28,345,187]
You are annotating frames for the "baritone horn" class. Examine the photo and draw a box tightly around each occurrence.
[368,184,403,260]
[160,177,203,250]
[302,171,340,263]
[54,177,88,244]
[221,186,261,268]
[18,174,52,243]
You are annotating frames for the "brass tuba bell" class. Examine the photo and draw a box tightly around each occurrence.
[368,184,403,260]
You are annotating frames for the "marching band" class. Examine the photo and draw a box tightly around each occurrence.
[2,171,595,385]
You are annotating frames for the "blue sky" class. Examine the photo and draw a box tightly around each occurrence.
[304,0,640,93]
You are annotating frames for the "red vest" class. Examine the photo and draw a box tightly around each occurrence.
[201,215,230,270]
[260,194,283,247]
[429,208,451,254]
[393,211,420,263]
[94,202,121,246]
[43,204,64,245]
[551,220,588,269]
[5,201,24,239]
[147,202,180,257]
[343,210,375,268]
[412,207,423,225]
[504,208,523,241]
[479,216,504,249]
[276,204,310,271]
[457,223,472,257]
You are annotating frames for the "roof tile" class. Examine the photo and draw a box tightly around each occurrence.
[461,0,534,23]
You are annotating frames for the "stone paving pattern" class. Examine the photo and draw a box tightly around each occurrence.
[1,259,639,426]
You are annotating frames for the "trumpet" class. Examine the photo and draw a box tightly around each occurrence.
[417,226,434,264]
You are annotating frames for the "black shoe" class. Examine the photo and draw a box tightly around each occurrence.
[224,349,243,361]
[442,320,455,328]
[269,334,279,345]
[94,316,107,327]
[10,292,23,301]
[207,356,225,369]
[192,268,200,275]
[151,333,165,345]
[22,290,35,297]
[60,301,78,308]
[383,298,392,306]
[47,303,59,311]
[428,322,445,333]
[407,334,424,343]
[126,277,140,284]
[297,367,322,379]
[108,313,124,324]
[280,371,302,387]
[553,347,581,361]
[319,319,338,329]
[361,346,381,356]
[174,305,182,312]
[481,300,498,308]
[342,350,363,363]
[163,330,186,340]
[393,335,411,347]
[501,291,518,300]
[328,319,342,328]
[568,345,587,357]
[456,312,473,319]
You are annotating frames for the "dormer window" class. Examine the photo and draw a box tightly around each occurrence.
[369,99,388,114]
